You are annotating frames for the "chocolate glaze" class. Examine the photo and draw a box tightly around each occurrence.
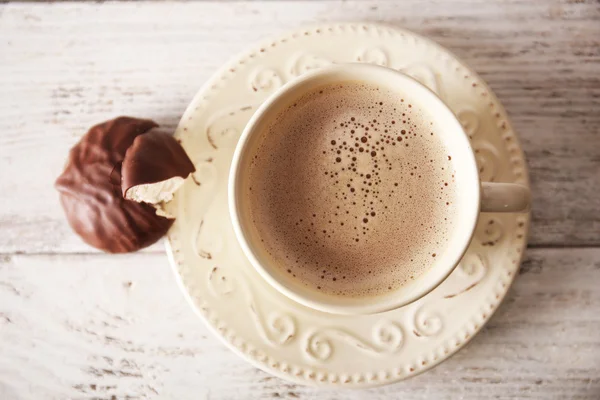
[55,117,174,253]
[121,130,195,199]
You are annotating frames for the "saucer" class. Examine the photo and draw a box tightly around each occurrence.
[165,23,530,388]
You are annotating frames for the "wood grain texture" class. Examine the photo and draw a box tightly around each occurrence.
[0,0,599,254]
[1,1,599,399]
[1,249,599,399]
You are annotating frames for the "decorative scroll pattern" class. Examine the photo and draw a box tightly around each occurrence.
[356,47,389,66]
[169,23,530,387]
[305,321,404,362]
[444,253,488,299]
[477,217,505,247]
[206,105,256,150]
[400,64,442,98]
[457,108,480,139]
[474,143,501,182]
[289,53,331,76]
[249,68,284,92]
[206,263,298,346]
[412,306,443,338]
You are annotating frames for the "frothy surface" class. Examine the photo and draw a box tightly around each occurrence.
[246,82,458,298]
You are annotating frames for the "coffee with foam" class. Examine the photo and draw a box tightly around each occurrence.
[245,81,458,298]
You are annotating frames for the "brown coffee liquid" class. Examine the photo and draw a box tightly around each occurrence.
[246,82,457,297]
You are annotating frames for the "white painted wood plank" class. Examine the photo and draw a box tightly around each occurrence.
[1,249,599,399]
[0,1,599,253]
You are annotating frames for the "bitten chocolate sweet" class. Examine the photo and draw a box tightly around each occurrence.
[55,117,176,253]
[122,130,195,205]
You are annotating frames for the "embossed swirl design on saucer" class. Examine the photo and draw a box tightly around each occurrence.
[166,23,530,387]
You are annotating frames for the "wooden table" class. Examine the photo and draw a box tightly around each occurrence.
[1,1,599,399]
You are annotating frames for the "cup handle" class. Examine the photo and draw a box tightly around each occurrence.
[481,182,530,213]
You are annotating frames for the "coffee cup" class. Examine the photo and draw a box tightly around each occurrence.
[229,64,529,315]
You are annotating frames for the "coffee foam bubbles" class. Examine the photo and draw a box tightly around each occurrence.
[246,82,458,298]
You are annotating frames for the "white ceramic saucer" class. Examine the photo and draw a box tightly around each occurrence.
[165,23,530,388]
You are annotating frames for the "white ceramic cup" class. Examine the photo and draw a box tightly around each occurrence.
[229,64,530,315]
